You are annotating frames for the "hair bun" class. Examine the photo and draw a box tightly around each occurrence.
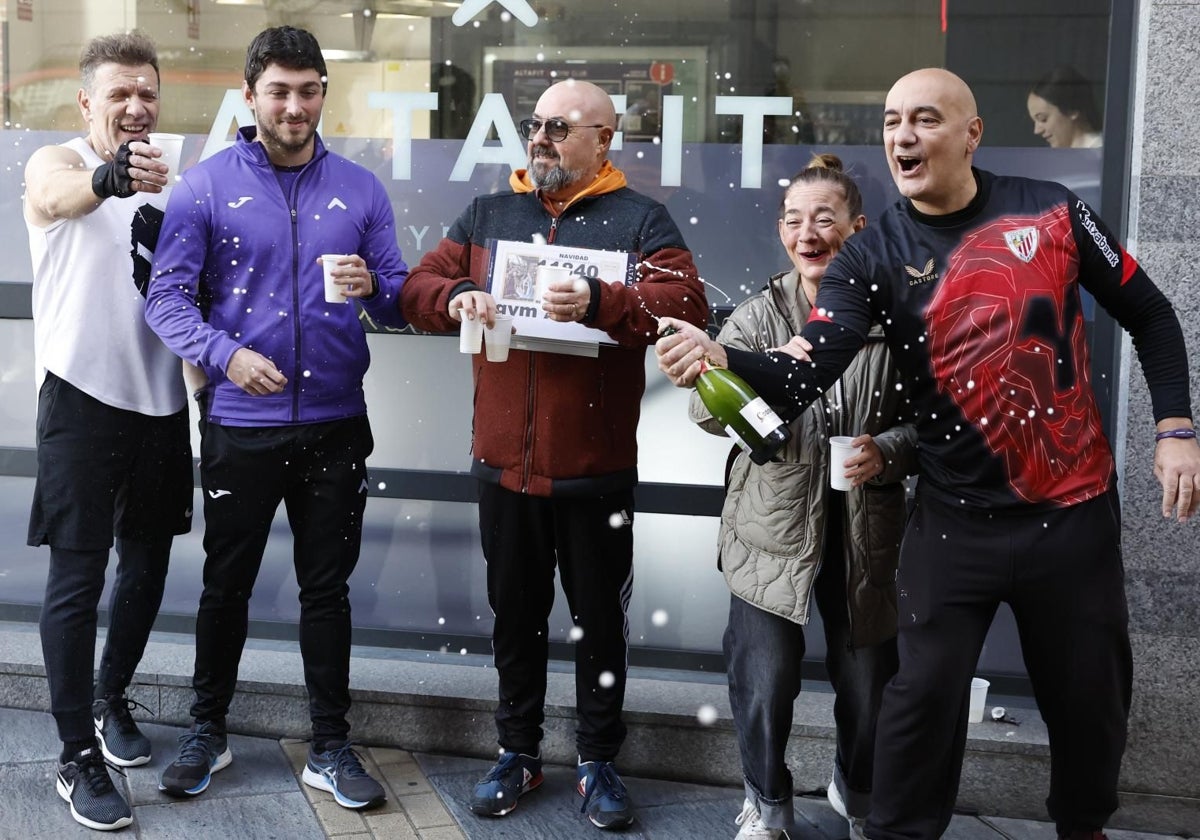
[780,151,863,220]
[806,152,845,173]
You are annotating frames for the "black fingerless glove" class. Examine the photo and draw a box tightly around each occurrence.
[91,141,136,199]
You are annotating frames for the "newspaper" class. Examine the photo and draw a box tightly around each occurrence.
[486,239,638,357]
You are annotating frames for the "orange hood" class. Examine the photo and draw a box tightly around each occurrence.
[509,159,628,214]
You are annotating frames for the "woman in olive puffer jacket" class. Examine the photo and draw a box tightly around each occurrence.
[689,155,917,840]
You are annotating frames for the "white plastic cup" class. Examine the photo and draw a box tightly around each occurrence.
[829,435,862,491]
[485,314,514,362]
[321,254,349,304]
[147,132,184,185]
[535,264,571,305]
[459,314,483,354]
[968,677,990,723]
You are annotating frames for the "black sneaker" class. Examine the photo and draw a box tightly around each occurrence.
[93,696,152,767]
[56,747,133,831]
[158,720,231,797]
[578,760,635,829]
[301,740,386,810]
[469,751,543,817]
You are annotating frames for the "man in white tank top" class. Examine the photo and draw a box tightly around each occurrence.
[22,31,193,833]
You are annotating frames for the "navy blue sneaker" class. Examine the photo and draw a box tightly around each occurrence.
[56,747,133,831]
[158,720,231,797]
[578,760,635,829]
[302,741,386,810]
[469,751,543,816]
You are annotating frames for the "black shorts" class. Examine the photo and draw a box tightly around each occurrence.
[28,372,194,550]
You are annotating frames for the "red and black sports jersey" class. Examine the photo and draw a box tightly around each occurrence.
[727,168,1191,511]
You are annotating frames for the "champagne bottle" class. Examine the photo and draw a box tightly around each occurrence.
[694,358,792,465]
[658,323,791,464]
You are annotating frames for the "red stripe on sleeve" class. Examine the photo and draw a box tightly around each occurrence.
[1120,248,1139,285]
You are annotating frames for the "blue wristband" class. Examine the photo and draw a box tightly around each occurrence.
[1155,428,1197,442]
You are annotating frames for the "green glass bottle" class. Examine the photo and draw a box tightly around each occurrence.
[694,358,791,465]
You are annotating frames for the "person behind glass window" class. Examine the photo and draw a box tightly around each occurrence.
[1027,66,1103,148]
[764,57,816,144]
[400,78,707,831]
[144,25,408,812]
[657,67,1199,840]
[22,30,191,833]
[696,154,915,840]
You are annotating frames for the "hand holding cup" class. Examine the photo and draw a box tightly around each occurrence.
[536,264,589,322]
[321,255,350,304]
[829,436,863,491]
[319,255,377,303]
[830,434,884,490]
[147,132,185,187]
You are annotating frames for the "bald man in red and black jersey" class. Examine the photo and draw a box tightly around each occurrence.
[657,68,1199,840]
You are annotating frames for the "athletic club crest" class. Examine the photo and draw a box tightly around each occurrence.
[1003,227,1039,263]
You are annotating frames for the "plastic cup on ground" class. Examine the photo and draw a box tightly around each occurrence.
[968,677,990,723]
[535,264,571,305]
[459,314,483,354]
[147,132,184,185]
[829,435,862,491]
[321,255,349,304]
[485,314,514,362]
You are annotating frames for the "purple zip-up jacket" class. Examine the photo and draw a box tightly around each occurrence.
[146,126,407,426]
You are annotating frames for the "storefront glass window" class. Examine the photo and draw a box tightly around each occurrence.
[0,0,1116,683]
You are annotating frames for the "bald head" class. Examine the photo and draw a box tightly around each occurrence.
[887,68,978,123]
[535,79,618,131]
[526,79,617,199]
[883,67,983,215]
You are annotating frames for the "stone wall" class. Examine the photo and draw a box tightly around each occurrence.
[1117,0,1200,833]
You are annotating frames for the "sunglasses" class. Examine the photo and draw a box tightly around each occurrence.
[518,118,606,142]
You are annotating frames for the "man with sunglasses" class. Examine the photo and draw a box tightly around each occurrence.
[401,79,707,831]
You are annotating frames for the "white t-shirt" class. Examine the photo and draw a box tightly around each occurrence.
[27,137,185,416]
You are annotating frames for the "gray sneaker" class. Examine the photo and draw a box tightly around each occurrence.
[302,740,386,810]
[158,720,232,797]
[92,696,152,767]
[56,746,133,831]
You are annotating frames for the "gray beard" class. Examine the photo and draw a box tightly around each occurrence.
[530,159,582,193]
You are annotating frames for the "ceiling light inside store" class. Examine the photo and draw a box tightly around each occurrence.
[213,0,457,7]
[336,0,459,15]
[339,11,422,18]
[321,50,373,61]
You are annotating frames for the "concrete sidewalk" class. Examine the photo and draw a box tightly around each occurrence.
[0,615,1193,838]
[0,704,1186,840]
